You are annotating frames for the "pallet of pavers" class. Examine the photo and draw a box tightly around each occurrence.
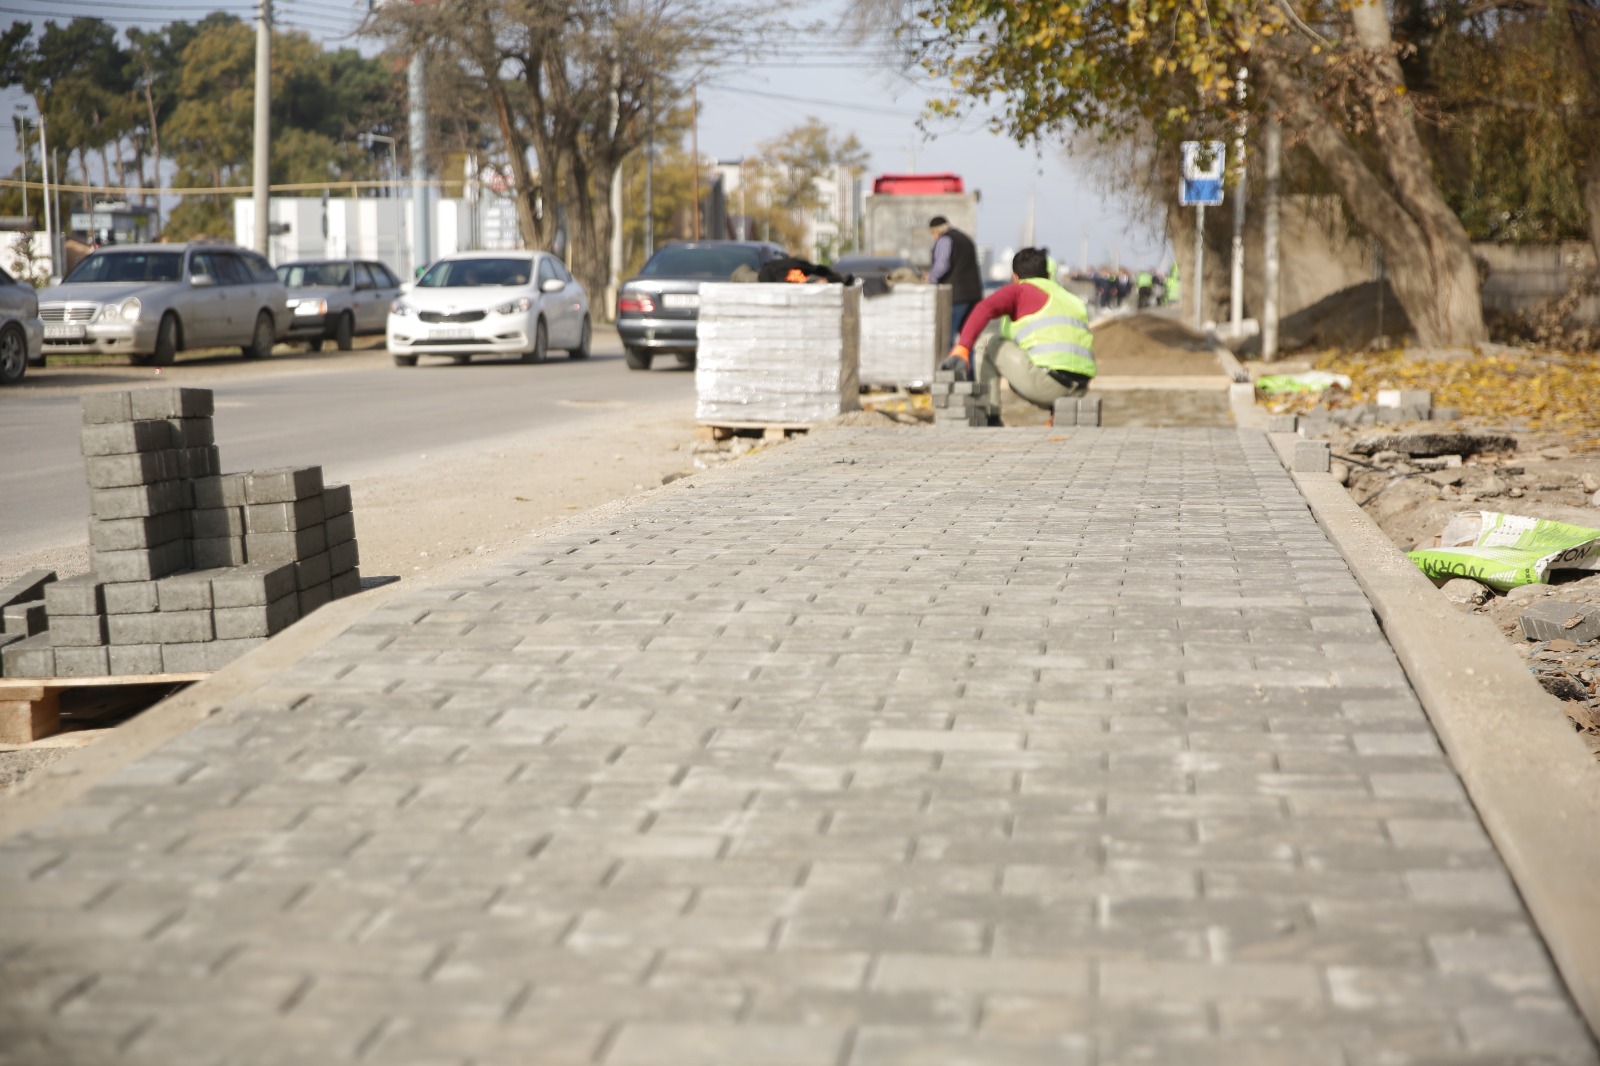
[858,283,950,389]
[0,386,363,743]
[694,282,862,428]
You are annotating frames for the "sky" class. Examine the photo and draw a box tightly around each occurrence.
[0,0,1171,270]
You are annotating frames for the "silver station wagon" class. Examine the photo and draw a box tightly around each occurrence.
[39,241,289,365]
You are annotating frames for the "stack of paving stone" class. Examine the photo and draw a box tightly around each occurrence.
[694,282,861,425]
[1285,390,1461,436]
[928,369,985,427]
[1051,395,1103,427]
[0,387,362,679]
[858,284,950,387]
[0,570,57,664]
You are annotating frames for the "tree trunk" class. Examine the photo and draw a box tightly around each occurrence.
[1261,50,1485,348]
[1585,150,1600,270]
[564,151,613,307]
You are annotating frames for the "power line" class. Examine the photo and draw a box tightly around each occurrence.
[0,0,247,10]
[702,84,920,118]
[0,4,248,20]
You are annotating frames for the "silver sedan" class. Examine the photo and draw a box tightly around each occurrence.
[0,264,43,385]
[277,258,403,351]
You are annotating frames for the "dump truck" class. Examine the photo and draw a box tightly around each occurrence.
[860,173,979,272]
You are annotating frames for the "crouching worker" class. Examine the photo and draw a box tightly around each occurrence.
[940,247,1095,423]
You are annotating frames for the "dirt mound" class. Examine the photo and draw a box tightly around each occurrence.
[814,408,917,431]
[1092,315,1220,376]
[1242,280,1411,356]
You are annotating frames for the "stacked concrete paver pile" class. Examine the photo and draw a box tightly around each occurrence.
[695,282,861,424]
[0,387,361,679]
[858,284,949,387]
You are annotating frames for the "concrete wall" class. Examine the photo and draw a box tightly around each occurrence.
[1476,240,1599,320]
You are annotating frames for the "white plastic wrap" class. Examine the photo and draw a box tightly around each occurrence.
[858,284,950,387]
[695,284,862,424]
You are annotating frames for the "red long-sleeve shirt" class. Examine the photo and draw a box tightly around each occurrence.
[957,282,1052,351]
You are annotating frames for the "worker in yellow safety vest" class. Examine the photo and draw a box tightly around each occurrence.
[940,246,1095,424]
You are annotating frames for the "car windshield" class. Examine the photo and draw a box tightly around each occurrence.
[64,251,183,284]
[638,246,763,280]
[277,262,351,288]
[416,258,531,288]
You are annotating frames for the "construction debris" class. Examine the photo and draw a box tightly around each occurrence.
[1520,600,1600,643]
[1347,431,1518,458]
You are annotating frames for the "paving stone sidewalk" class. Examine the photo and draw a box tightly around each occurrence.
[1,427,1595,1066]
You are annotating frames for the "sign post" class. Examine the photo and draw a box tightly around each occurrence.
[1180,141,1226,331]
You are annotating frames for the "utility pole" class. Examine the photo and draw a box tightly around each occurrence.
[409,52,431,276]
[607,70,623,314]
[253,0,271,256]
[1262,116,1282,362]
[644,88,654,258]
[1193,205,1205,331]
[690,83,701,241]
[1229,67,1248,335]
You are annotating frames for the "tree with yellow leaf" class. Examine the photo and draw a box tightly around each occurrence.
[912,0,1489,347]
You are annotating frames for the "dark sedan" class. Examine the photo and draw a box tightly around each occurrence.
[616,241,787,370]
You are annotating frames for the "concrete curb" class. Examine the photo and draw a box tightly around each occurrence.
[0,442,789,842]
[1267,430,1600,1039]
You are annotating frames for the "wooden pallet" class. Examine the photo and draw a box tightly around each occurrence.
[694,422,811,442]
[0,673,207,746]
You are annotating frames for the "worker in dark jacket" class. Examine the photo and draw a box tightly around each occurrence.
[926,216,983,345]
[940,247,1096,423]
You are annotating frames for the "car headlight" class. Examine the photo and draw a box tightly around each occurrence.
[97,303,119,322]
[295,299,326,316]
[493,297,532,315]
[390,300,413,316]
[118,298,141,323]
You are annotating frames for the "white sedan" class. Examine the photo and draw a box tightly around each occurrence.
[386,251,590,366]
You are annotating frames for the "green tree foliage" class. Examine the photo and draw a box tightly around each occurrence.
[1,14,403,243]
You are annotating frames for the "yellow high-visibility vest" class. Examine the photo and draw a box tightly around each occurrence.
[1000,278,1095,377]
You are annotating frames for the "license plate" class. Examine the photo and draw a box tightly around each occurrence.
[44,324,86,340]
[428,328,473,340]
[662,293,699,309]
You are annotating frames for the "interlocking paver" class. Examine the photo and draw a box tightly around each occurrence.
[1,427,1595,1065]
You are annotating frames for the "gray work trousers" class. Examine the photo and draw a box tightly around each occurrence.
[975,334,1090,415]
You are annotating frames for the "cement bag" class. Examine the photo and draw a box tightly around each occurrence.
[1408,511,1600,590]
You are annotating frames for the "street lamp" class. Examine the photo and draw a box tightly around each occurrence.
[13,105,53,277]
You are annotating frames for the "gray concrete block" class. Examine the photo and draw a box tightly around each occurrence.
[246,497,325,534]
[129,386,212,420]
[105,613,159,646]
[90,541,188,584]
[1077,397,1102,427]
[0,569,57,609]
[54,645,110,678]
[1432,407,1461,422]
[245,466,324,504]
[295,551,331,590]
[80,420,175,457]
[177,445,221,480]
[214,594,300,640]
[1,633,53,677]
[171,417,215,448]
[2,599,47,637]
[88,512,185,553]
[89,480,187,520]
[102,581,159,616]
[1267,414,1298,433]
[321,484,352,519]
[156,569,231,612]
[191,507,245,539]
[329,567,361,600]
[210,563,297,608]
[191,536,247,570]
[949,381,975,396]
[80,391,133,424]
[48,614,108,647]
[1052,398,1077,426]
[44,576,104,617]
[1520,600,1600,643]
[298,581,333,616]
[925,383,953,397]
[191,473,248,509]
[246,526,326,563]
[1293,439,1333,474]
[152,610,214,644]
[328,538,359,577]
[0,631,21,668]
[163,638,262,673]
[107,644,164,676]
[84,449,179,489]
[933,369,959,383]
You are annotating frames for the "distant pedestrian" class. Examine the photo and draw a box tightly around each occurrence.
[926,216,983,345]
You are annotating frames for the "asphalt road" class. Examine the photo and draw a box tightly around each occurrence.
[0,331,696,558]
